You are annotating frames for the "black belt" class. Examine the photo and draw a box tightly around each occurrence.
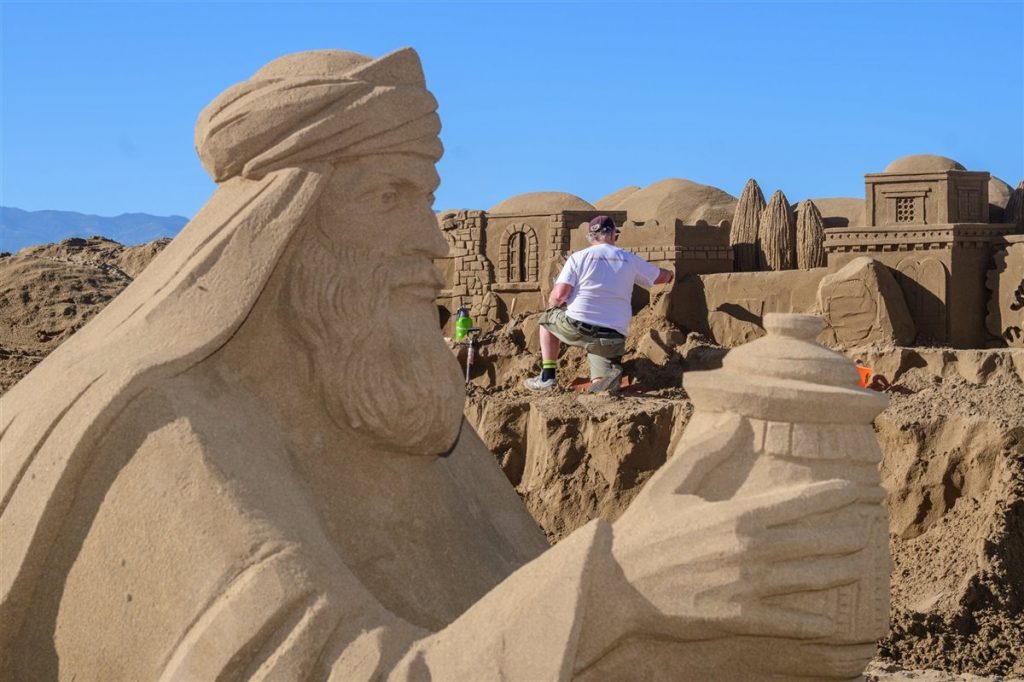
[566,316,624,338]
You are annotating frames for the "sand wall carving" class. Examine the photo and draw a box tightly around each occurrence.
[825,161,1023,348]
[986,236,1024,347]
[436,156,1021,348]
[817,257,916,348]
[662,269,828,346]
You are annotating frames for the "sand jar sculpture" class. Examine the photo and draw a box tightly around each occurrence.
[669,312,892,671]
[1,47,889,681]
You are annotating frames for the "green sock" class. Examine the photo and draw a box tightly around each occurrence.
[541,360,556,381]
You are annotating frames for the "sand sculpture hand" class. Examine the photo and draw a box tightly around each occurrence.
[605,413,868,642]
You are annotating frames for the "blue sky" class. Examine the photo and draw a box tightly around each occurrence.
[2,1,1022,218]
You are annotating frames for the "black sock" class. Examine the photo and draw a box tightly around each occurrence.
[541,362,556,381]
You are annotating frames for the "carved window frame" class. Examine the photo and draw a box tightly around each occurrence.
[498,223,539,284]
[957,189,981,222]
[881,188,930,226]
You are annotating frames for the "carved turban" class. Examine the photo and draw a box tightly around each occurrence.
[0,48,440,652]
[195,48,443,182]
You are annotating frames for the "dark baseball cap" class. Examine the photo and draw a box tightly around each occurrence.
[588,215,617,236]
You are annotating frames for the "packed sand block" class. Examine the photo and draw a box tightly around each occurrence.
[663,268,828,346]
[818,256,917,348]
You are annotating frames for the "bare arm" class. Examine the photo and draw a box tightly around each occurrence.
[548,282,573,307]
[653,268,674,285]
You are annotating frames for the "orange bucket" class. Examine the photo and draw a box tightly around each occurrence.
[856,365,872,388]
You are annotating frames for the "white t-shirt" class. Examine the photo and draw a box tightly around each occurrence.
[555,243,661,335]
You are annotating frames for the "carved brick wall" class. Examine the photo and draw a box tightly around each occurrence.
[438,210,495,321]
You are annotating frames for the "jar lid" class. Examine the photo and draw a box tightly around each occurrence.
[683,313,888,424]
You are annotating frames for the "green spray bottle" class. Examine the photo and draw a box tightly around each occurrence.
[454,307,473,342]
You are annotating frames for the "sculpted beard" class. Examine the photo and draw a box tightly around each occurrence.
[285,231,465,455]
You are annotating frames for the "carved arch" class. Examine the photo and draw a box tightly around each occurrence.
[499,223,539,283]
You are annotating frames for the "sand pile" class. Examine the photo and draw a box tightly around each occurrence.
[869,360,1023,677]
[0,236,168,392]
[466,388,691,541]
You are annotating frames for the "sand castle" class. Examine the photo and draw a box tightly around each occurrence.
[439,155,1023,352]
[0,48,896,680]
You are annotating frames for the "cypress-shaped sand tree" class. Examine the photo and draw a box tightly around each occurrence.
[757,190,796,271]
[1005,180,1024,227]
[729,178,766,272]
[796,199,826,269]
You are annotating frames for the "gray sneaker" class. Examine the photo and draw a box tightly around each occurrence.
[588,368,623,394]
[524,374,556,391]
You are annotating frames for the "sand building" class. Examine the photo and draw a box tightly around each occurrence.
[825,155,1020,347]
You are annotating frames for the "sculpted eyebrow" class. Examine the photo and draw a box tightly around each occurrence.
[379,169,438,193]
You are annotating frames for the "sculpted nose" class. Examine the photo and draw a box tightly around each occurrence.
[405,212,449,259]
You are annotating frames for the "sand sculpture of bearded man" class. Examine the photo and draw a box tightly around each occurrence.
[0,49,883,680]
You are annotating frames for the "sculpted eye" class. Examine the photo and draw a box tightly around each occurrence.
[381,189,398,206]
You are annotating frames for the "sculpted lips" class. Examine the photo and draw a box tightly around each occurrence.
[391,260,444,300]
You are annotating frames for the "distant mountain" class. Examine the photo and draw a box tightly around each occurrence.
[0,207,188,253]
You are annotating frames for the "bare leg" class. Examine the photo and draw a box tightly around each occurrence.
[539,326,560,362]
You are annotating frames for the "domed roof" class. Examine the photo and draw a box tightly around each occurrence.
[594,185,641,210]
[806,197,864,228]
[988,176,1015,223]
[989,176,1013,207]
[488,191,594,214]
[883,154,966,173]
[617,178,737,226]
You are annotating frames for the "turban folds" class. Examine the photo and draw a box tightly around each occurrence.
[196,47,443,182]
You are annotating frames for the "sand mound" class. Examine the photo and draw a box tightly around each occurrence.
[989,177,1015,223]
[0,235,168,392]
[616,178,737,226]
[871,361,1023,677]
[488,191,594,214]
[884,155,966,173]
[810,196,865,228]
[594,185,641,210]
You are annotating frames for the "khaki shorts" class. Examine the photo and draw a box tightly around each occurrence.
[538,307,625,379]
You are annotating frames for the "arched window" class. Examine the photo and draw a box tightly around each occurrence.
[508,230,526,282]
[500,224,538,284]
